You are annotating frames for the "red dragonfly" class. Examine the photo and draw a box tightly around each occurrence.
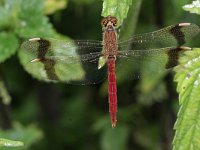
[21,16,200,128]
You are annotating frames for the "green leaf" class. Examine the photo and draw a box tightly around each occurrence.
[102,0,132,27]
[0,0,20,29]
[15,0,55,37]
[183,0,200,15]
[0,123,43,149]
[0,0,55,37]
[119,0,142,41]
[18,37,85,83]
[173,48,200,150]
[0,138,23,147]
[0,32,18,63]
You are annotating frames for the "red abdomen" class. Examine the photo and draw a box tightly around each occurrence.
[107,58,117,128]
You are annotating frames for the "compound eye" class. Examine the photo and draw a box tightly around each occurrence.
[101,18,108,27]
[113,21,117,26]
[111,18,117,26]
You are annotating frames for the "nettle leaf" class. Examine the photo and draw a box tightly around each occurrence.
[0,0,55,37]
[17,0,87,83]
[16,0,55,37]
[18,37,85,83]
[183,0,200,15]
[0,32,18,63]
[16,15,55,37]
[0,0,20,29]
[102,0,132,27]
[173,48,200,150]
[0,138,23,147]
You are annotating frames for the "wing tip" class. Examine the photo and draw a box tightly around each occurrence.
[29,38,41,41]
[30,58,42,63]
[178,23,191,27]
[179,46,192,51]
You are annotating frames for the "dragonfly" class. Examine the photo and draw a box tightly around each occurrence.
[21,15,200,128]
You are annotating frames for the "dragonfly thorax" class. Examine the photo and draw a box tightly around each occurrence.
[102,16,118,58]
[103,27,118,57]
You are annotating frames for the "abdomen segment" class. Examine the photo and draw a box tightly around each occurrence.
[107,57,117,128]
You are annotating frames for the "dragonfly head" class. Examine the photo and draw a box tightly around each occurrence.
[101,15,118,27]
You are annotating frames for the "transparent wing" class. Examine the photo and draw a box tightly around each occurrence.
[21,38,103,58]
[118,23,200,50]
[20,38,107,84]
[20,23,199,84]
[115,47,191,80]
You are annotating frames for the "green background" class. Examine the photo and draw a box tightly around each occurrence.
[0,0,200,150]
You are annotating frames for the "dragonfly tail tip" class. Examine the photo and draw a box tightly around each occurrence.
[111,120,117,128]
[112,123,116,128]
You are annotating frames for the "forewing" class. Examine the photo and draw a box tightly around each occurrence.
[119,23,200,50]
[19,38,107,84]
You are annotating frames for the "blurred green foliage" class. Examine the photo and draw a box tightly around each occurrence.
[0,123,42,149]
[183,0,200,15]
[44,0,68,15]
[0,138,23,147]
[0,0,199,150]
